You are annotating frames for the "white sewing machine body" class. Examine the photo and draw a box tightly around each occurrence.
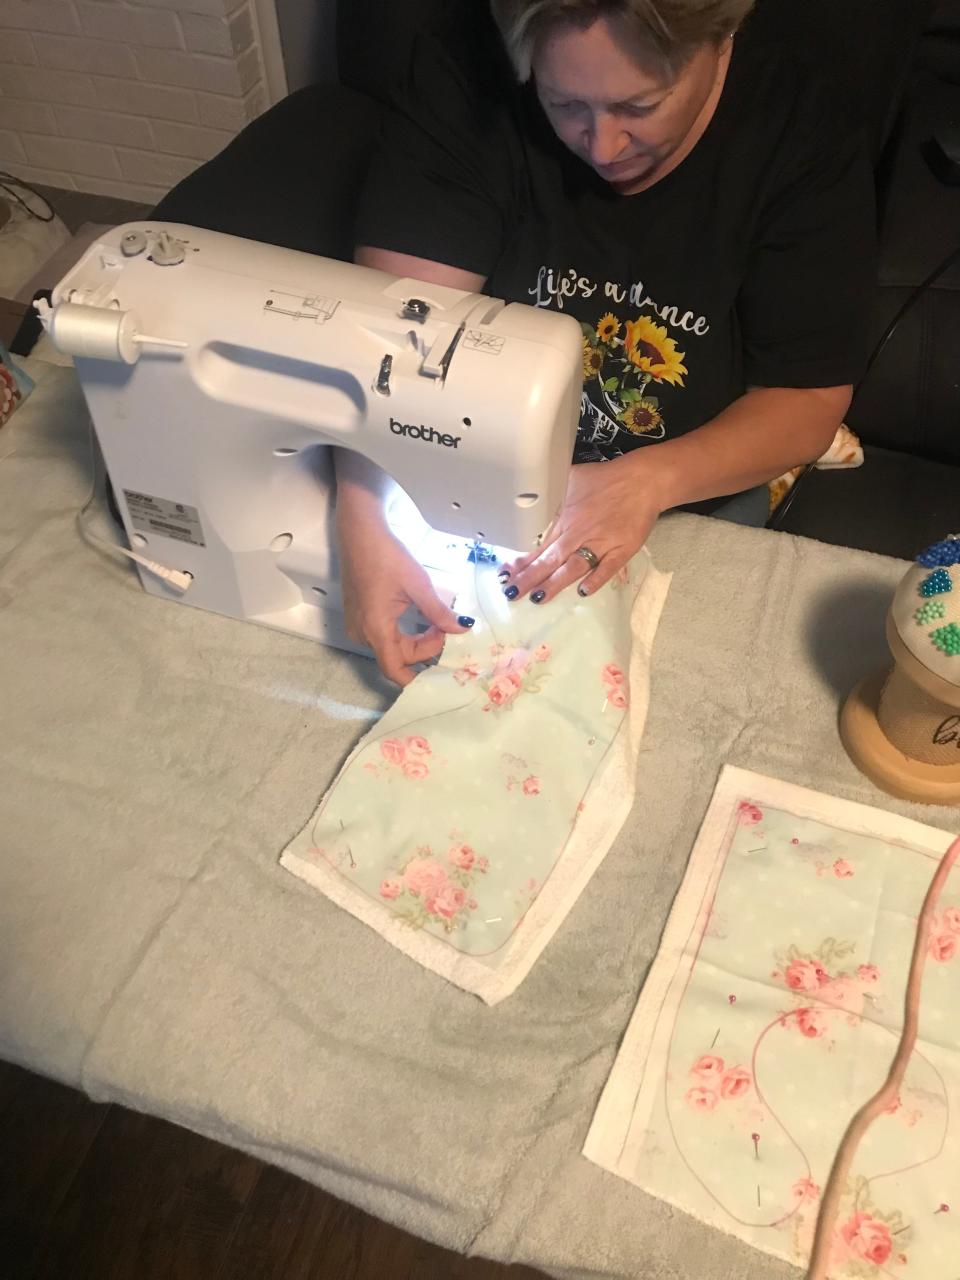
[45,223,582,653]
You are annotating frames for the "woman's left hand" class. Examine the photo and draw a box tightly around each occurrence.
[500,451,667,603]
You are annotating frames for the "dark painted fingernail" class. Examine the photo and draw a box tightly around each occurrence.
[457,615,475,628]
[498,570,510,583]
[504,585,519,600]
[530,590,546,604]
[577,583,590,597]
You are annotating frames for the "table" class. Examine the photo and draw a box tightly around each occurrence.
[4,354,957,1280]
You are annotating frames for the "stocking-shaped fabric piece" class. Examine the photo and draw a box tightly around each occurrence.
[281,549,670,1003]
[585,766,960,1277]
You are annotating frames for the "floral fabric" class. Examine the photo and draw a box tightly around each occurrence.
[585,767,960,1278]
[281,550,670,1003]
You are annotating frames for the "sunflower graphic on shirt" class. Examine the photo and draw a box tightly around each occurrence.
[580,311,687,448]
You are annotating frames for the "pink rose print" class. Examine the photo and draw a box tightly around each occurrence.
[521,775,541,796]
[857,963,880,984]
[428,882,466,920]
[481,647,549,711]
[795,1006,828,1039]
[685,1087,719,1113]
[402,759,430,780]
[792,1177,821,1203]
[533,643,551,662]
[380,738,406,766]
[737,802,763,826]
[485,670,524,709]
[607,686,628,709]
[930,932,957,963]
[602,663,625,686]
[691,1054,726,1081]
[384,845,487,935]
[943,906,960,933]
[833,859,855,878]
[453,661,481,686]
[477,856,489,873]
[882,1094,901,1116]
[719,1067,752,1100]
[785,959,828,992]
[840,1212,893,1267]
[405,735,431,758]
[402,857,448,899]
[447,843,475,871]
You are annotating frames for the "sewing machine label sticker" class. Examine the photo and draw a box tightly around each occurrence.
[123,490,206,547]
[463,330,505,355]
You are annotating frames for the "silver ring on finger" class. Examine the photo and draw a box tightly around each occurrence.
[574,545,601,571]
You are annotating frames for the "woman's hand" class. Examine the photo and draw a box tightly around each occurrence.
[337,510,472,686]
[501,452,666,603]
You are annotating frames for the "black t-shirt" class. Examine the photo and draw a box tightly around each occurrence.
[355,4,876,469]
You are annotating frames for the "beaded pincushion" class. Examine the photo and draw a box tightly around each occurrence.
[890,536,960,679]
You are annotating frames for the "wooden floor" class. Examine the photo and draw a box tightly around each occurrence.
[0,1061,546,1280]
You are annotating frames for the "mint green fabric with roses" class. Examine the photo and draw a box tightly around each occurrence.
[586,766,960,1280]
[281,550,669,1000]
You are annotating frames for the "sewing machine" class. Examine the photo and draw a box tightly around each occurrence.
[40,223,582,654]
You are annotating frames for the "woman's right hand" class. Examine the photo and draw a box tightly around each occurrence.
[337,503,472,687]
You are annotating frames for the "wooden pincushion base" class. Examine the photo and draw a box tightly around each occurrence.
[841,670,960,805]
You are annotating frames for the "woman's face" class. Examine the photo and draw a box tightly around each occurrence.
[533,16,728,191]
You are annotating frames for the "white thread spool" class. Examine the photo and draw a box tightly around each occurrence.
[49,302,142,363]
[47,302,187,364]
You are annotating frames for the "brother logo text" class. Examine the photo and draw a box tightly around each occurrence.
[390,418,461,449]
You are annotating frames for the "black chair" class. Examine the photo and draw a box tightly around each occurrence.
[152,0,960,559]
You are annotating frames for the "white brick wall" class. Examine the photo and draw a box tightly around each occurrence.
[0,0,271,203]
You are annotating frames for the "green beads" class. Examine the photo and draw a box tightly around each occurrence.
[916,600,947,625]
[920,568,953,597]
[931,622,960,656]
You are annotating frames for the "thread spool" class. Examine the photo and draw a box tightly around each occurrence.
[842,539,960,803]
[44,301,188,364]
[49,301,142,363]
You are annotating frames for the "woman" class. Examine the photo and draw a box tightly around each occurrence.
[337,0,875,684]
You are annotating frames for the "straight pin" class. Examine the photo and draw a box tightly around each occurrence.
[710,1027,721,1049]
[752,1133,760,1160]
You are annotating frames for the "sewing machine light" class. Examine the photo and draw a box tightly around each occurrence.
[386,484,509,585]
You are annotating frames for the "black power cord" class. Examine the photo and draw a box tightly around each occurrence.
[0,170,56,223]
[767,237,960,530]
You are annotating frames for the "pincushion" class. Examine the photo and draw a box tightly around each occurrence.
[890,537,960,676]
[841,534,960,804]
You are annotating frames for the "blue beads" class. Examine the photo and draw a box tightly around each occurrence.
[920,568,953,597]
[917,537,960,568]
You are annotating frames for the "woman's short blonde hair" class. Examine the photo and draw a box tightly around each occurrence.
[490,0,756,80]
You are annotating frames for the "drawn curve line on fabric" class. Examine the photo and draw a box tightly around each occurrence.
[615,800,742,1167]
[750,1006,950,1201]
[311,696,631,958]
[649,800,956,1236]
[304,560,643,959]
